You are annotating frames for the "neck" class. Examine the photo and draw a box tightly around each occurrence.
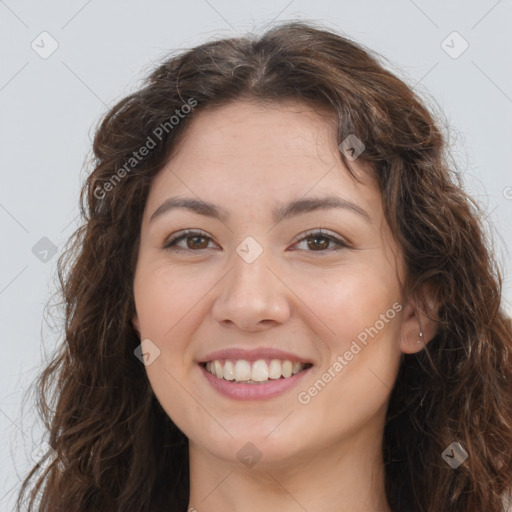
[187,424,391,512]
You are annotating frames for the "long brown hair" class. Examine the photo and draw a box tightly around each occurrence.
[16,20,512,512]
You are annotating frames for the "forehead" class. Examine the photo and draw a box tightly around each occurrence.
[146,99,380,218]
[172,99,339,165]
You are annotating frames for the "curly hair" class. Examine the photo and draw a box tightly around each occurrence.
[16,20,512,512]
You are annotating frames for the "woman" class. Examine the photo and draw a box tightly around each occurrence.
[17,20,512,512]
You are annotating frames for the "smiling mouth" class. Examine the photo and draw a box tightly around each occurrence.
[200,359,313,384]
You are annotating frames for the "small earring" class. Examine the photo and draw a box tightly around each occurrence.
[417,328,424,344]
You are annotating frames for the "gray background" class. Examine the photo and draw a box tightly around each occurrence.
[1,1,511,509]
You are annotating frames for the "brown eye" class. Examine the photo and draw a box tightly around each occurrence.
[306,236,330,251]
[163,230,216,252]
[186,235,209,249]
[293,229,349,253]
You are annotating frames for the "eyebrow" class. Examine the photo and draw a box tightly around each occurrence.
[149,195,371,225]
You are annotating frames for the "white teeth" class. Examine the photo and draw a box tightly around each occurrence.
[291,362,302,375]
[223,360,235,380]
[234,360,252,381]
[214,360,223,378]
[204,358,310,382]
[268,359,282,379]
[282,360,292,378]
[251,360,269,381]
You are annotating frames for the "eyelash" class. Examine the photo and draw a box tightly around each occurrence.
[162,229,350,254]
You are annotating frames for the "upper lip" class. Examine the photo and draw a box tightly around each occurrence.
[198,347,314,364]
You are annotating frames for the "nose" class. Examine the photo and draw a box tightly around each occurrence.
[211,246,291,331]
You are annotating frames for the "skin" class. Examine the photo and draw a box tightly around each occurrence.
[131,99,437,512]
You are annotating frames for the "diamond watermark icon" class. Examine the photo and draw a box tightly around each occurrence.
[441,441,468,468]
[237,442,262,468]
[236,236,263,264]
[134,338,161,366]
[32,237,57,263]
[339,134,365,161]
[441,31,469,59]
[31,31,59,59]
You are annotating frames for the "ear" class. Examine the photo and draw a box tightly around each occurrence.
[400,287,439,354]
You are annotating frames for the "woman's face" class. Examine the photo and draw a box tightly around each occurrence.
[132,99,415,468]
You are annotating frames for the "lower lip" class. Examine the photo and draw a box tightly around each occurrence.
[199,364,312,400]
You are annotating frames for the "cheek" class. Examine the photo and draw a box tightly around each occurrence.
[133,263,211,432]
[133,261,203,338]
[290,262,401,349]
[132,263,205,389]
[295,264,402,408]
